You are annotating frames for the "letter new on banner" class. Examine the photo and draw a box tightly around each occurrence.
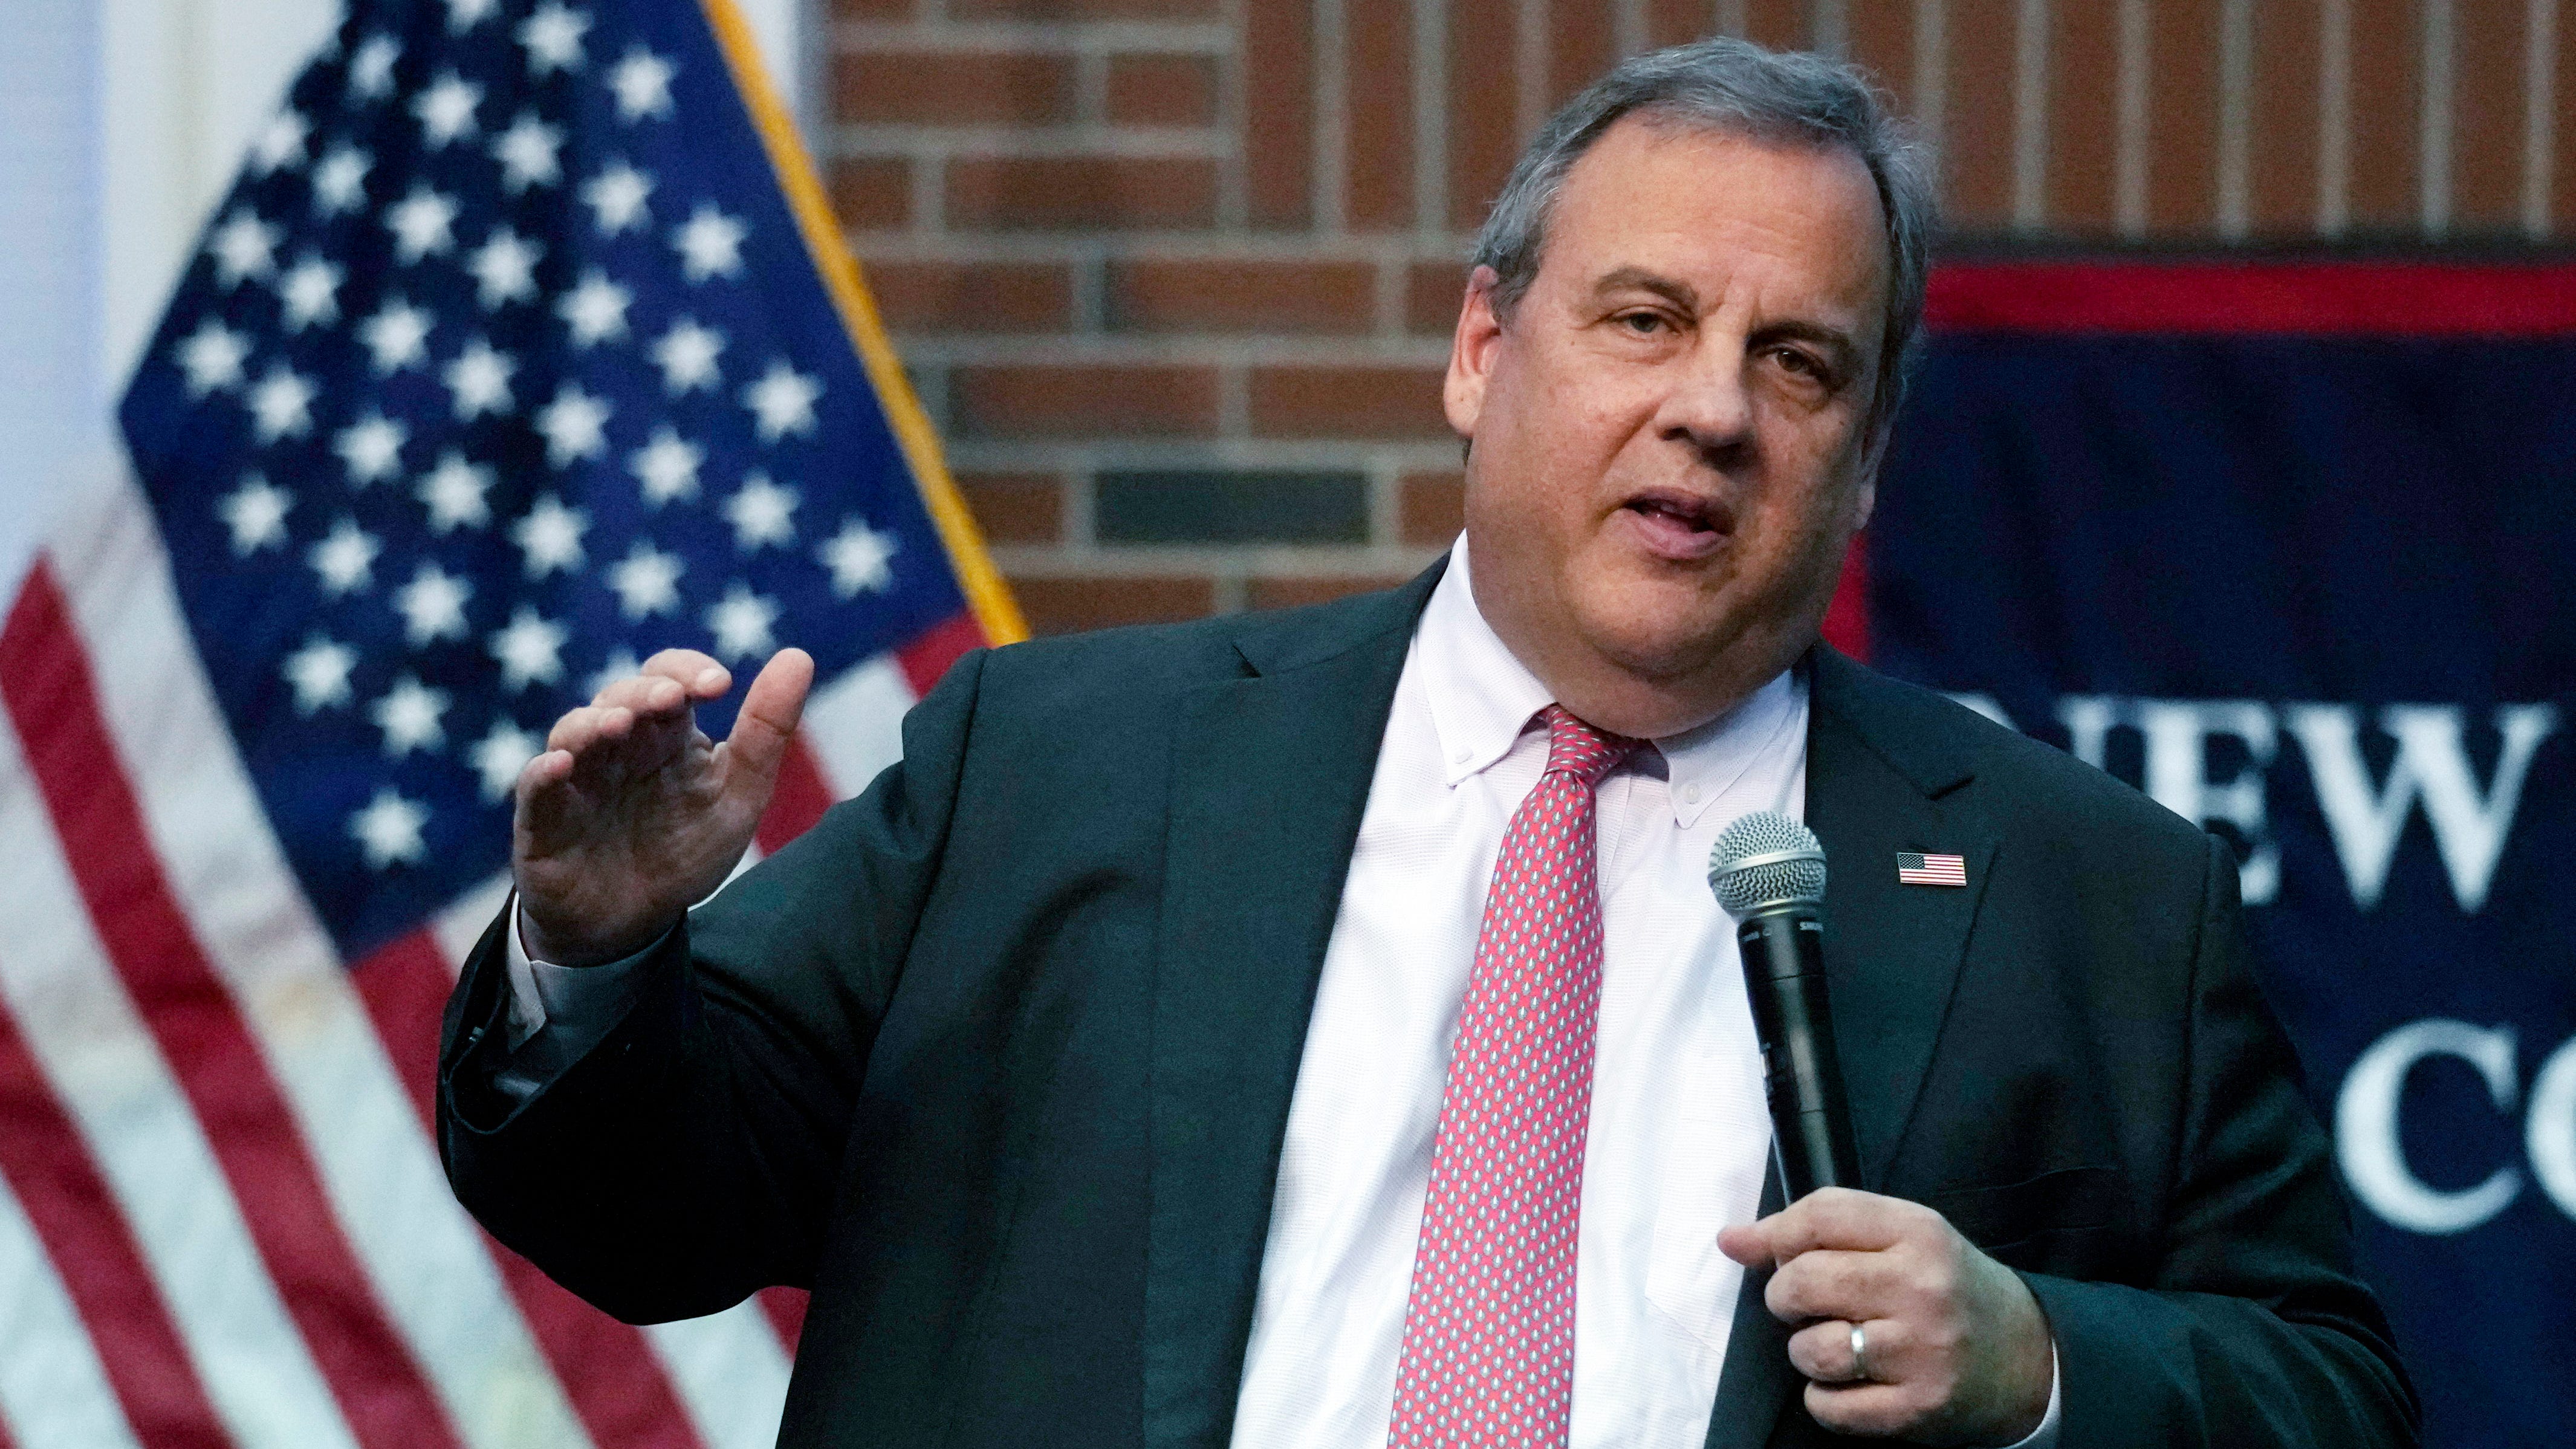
[1864,262,2576,1449]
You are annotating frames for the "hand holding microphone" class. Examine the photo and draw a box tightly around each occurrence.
[1708,814,2054,1445]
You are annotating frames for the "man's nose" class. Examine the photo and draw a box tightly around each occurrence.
[1654,341,1756,462]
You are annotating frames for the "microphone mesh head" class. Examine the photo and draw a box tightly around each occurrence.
[1708,811,1828,914]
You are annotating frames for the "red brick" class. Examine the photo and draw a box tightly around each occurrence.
[1106,54,1219,126]
[2248,0,2324,236]
[1846,1,1918,118]
[1248,366,1451,439]
[945,156,1219,230]
[1345,0,1415,229]
[1941,0,2020,231]
[1545,0,1615,111]
[1107,259,1375,332]
[1399,469,1465,546]
[830,158,911,232]
[954,0,1217,15]
[950,365,1221,438]
[1013,575,1216,635]
[1408,262,1467,334]
[2450,0,2529,231]
[861,260,1074,333]
[2046,0,2120,234]
[955,472,1065,543]
[1248,575,1416,611]
[1743,0,1805,50]
[2560,5,2576,232]
[1447,0,1521,229]
[1245,0,1316,225]
[1649,0,1710,48]
[2145,0,2224,234]
[2346,0,2422,232]
[834,51,1076,126]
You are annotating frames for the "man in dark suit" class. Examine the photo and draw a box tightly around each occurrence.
[441,37,2414,1449]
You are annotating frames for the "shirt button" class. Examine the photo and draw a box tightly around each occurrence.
[1682,783,1701,803]
[1452,747,1471,763]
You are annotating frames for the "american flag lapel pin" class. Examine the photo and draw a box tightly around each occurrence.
[1896,851,1968,887]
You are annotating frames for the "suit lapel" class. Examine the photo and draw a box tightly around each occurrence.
[1802,649,1997,1187]
[1704,649,1999,1449]
[1142,572,1434,1449]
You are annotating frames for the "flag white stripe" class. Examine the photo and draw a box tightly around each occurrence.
[0,712,359,1449]
[803,653,915,801]
[50,484,595,1449]
[647,1307,796,1449]
[0,1171,147,1449]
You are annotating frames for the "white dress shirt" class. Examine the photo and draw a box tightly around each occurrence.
[502,537,2057,1447]
[1229,542,1803,1448]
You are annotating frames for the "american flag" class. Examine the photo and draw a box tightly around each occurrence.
[0,1,1016,1446]
[1896,852,1968,887]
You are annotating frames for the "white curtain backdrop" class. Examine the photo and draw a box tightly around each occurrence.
[0,0,806,595]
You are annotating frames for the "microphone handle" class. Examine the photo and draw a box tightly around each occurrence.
[1736,907,1863,1200]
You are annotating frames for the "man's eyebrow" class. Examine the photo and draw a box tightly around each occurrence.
[1592,267,1699,310]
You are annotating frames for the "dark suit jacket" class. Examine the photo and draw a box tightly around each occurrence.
[440,563,2415,1448]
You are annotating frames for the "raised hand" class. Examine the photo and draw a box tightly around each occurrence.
[1718,1187,2055,1446]
[511,646,816,966]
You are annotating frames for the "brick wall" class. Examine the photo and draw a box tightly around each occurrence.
[826,0,2576,636]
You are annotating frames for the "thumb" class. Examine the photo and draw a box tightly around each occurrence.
[721,647,816,794]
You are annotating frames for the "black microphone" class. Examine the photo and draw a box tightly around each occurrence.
[1708,812,1861,1201]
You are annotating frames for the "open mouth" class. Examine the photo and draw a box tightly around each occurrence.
[1618,490,1733,559]
[1626,494,1721,531]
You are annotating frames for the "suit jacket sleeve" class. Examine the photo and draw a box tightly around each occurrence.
[436,647,987,1324]
[2020,832,2416,1447]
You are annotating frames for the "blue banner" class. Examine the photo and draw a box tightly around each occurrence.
[1870,262,2576,1449]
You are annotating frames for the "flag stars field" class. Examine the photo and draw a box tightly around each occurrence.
[609,47,676,121]
[119,0,970,959]
[313,146,372,215]
[348,33,400,99]
[359,299,432,374]
[413,73,484,149]
[674,204,747,282]
[417,453,495,532]
[582,160,655,234]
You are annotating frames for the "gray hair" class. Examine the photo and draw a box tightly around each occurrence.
[1469,36,1937,441]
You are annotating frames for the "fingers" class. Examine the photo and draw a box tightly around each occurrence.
[717,648,815,791]
[1730,1188,1924,1268]
[1788,1316,1904,1386]
[1765,1246,1930,1326]
[638,648,731,700]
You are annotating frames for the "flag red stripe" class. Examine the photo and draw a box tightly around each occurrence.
[0,563,467,1449]
[754,733,834,856]
[0,982,236,1449]
[756,1285,809,1355]
[895,611,985,698]
[351,930,711,1449]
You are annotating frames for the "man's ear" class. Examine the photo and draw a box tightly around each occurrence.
[1445,265,1507,441]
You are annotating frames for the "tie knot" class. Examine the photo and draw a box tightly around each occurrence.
[1540,704,1641,786]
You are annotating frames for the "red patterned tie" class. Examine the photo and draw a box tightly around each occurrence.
[1387,705,1641,1449]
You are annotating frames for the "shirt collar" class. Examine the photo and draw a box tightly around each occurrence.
[1417,535,1805,828]
[1418,536,1557,786]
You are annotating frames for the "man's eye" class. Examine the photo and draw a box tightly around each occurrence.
[1771,347,1823,378]
[1618,311,1668,334]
